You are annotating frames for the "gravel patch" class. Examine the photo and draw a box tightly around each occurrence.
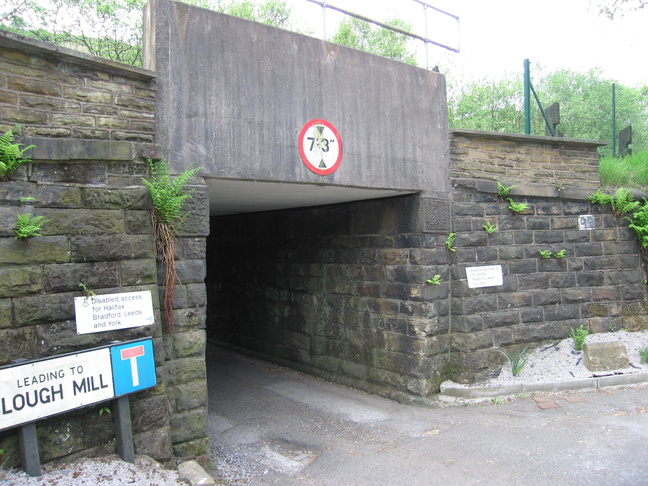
[474,329,648,388]
[0,455,185,486]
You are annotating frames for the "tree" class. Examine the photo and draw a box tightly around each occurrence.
[331,17,417,66]
[448,68,648,156]
[448,77,524,133]
[534,68,648,153]
[592,0,647,19]
[0,0,291,66]
[1,0,148,65]
[217,0,292,29]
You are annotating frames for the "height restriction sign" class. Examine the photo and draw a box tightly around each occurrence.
[298,119,343,175]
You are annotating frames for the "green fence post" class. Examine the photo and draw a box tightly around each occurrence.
[524,59,531,135]
[612,83,617,156]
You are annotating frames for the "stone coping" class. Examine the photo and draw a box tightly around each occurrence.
[452,177,648,201]
[450,129,608,149]
[0,29,155,80]
[438,371,648,400]
[451,178,600,200]
[20,138,162,162]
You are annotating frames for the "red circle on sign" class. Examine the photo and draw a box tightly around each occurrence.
[298,119,343,175]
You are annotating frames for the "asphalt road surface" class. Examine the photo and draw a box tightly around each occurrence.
[206,345,648,485]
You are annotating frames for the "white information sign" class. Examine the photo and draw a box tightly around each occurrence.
[74,291,155,335]
[0,349,114,431]
[465,265,504,289]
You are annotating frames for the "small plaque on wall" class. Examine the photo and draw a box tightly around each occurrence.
[465,265,503,289]
[579,214,595,230]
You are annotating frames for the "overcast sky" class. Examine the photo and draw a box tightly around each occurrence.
[288,0,648,87]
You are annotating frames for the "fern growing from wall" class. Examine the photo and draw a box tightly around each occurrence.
[142,159,202,332]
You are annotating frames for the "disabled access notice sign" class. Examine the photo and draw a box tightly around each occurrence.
[74,290,155,334]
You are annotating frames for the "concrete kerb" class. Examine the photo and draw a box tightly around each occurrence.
[438,371,648,400]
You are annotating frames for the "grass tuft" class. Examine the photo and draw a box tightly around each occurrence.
[600,152,648,189]
[496,347,529,376]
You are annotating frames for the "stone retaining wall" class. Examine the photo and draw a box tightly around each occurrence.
[0,32,209,468]
[449,179,648,383]
[0,140,172,466]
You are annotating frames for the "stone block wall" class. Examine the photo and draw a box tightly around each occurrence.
[0,32,209,467]
[207,195,453,404]
[450,129,603,187]
[164,186,210,458]
[0,30,155,142]
[0,140,172,466]
[448,180,648,383]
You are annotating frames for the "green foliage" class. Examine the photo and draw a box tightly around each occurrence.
[217,0,292,28]
[483,221,497,234]
[99,406,111,416]
[447,68,648,156]
[569,324,589,351]
[588,188,613,205]
[628,199,648,250]
[2,0,148,66]
[0,129,35,181]
[589,186,641,218]
[640,347,648,364]
[141,159,202,229]
[538,250,553,259]
[14,213,48,239]
[507,198,529,214]
[448,77,525,133]
[590,187,648,254]
[554,249,567,259]
[2,0,292,66]
[599,152,648,188]
[79,282,96,298]
[629,205,648,252]
[332,17,417,65]
[445,233,456,252]
[593,0,647,19]
[496,347,529,377]
[496,182,515,199]
[142,159,202,332]
[610,187,640,217]
[426,275,442,285]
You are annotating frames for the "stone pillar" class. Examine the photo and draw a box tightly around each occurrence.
[162,181,210,457]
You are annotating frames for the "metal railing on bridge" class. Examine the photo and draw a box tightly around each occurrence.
[303,0,460,69]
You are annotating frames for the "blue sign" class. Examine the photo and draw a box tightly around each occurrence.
[110,339,156,396]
